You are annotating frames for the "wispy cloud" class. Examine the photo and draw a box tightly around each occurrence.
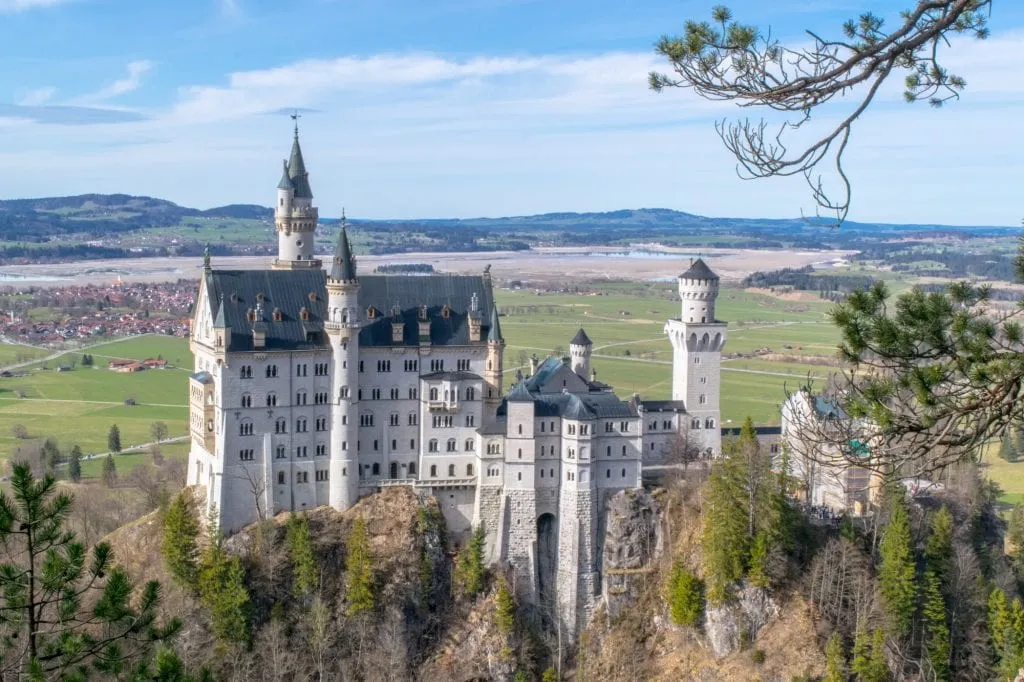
[17,86,57,106]
[0,103,148,125]
[76,60,154,103]
[218,0,242,19]
[0,0,75,12]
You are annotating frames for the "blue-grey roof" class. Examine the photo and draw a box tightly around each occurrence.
[499,382,637,420]
[357,274,495,347]
[478,419,507,436]
[205,269,328,351]
[277,160,294,191]
[421,371,482,381]
[507,381,533,402]
[680,258,718,281]
[213,296,226,328]
[287,132,313,199]
[570,328,592,346]
[330,224,357,282]
[190,371,214,384]
[639,399,688,413]
[814,396,848,420]
[524,356,563,392]
[487,305,503,343]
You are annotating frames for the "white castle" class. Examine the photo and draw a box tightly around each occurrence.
[186,127,726,636]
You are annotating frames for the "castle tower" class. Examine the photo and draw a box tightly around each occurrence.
[273,121,322,270]
[569,328,592,379]
[483,303,505,418]
[665,259,727,453]
[326,221,360,510]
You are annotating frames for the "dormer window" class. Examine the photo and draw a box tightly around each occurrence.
[272,308,283,322]
[441,305,451,319]
[367,306,377,320]
[246,308,256,322]
[419,305,428,321]
[299,307,310,321]
[230,292,238,303]
[308,292,318,302]
[256,293,265,303]
[392,306,401,318]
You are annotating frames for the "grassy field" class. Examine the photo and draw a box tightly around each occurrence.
[78,440,189,479]
[0,343,48,366]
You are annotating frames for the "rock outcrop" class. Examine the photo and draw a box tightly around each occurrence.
[704,584,780,658]
[602,488,662,619]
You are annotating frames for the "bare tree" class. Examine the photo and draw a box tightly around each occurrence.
[650,1,991,223]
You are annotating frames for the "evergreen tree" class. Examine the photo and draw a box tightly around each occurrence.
[197,524,250,646]
[68,444,82,482]
[286,512,318,598]
[878,494,916,639]
[924,505,954,584]
[455,524,487,598]
[747,531,770,588]
[667,562,704,627]
[702,438,750,604]
[495,579,515,635]
[162,490,201,589]
[921,571,951,681]
[988,588,1024,679]
[0,463,179,676]
[866,629,889,682]
[345,518,374,616]
[823,632,846,682]
[1009,504,1024,575]
[41,438,61,473]
[850,628,870,680]
[108,423,122,453]
[1000,431,1020,462]
[541,667,558,682]
[102,452,118,487]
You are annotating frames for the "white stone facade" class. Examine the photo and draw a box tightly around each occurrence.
[186,130,728,640]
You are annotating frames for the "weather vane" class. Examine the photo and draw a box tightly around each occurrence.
[291,109,301,135]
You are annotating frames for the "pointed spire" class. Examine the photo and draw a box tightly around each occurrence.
[287,122,313,199]
[277,159,293,191]
[570,328,592,347]
[202,243,211,271]
[487,304,503,343]
[330,218,357,282]
[213,294,226,328]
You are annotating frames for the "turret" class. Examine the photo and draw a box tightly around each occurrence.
[326,221,360,510]
[569,328,592,379]
[484,302,504,416]
[678,258,720,323]
[273,121,321,270]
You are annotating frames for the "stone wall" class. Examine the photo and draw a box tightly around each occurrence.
[503,488,538,603]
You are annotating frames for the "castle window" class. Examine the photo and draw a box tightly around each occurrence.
[408,412,418,426]
[448,464,455,476]
[276,446,286,459]
[518,424,522,435]
[240,365,252,379]
[540,422,545,433]
[296,418,307,433]
[467,464,474,476]
[465,438,474,451]
[367,306,376,319]
[239,449,254,461]
[275,418,286,434]
[377,360,391,372]
[429,439,438,453]
[410,439,416,450]
[465,415,475,427]
[241,394,251,408]
[446,439,457,452]
[391,439,397,451]
[373,440,379,451]
[390,413,400,427]
[430,465,437,477]
[360,414,374,427]
[549,468,554,477]
[372,463,380,476]
[705,418,715,429]
[299,307,309,321]
[256,293,265,303]
[247,309,256,322]
[296,391,306,405]
[700,376,708,384]
[692,418,701,429]
[429,388,439,401]
[272,308,282,322]
[457,359,470,371]
[358,389,363,400]
[465,387,475,401]
[699,394,707,405]
[239,420,253,436]
[390,388,399,400]
[517,472,522,481]
[540,469,544,478]
[409,388,418,400]
[605,469,610,478]
[409,462,417,475]
[316,444,327,456]
[277,472,285,485]
[619,421,629,432]
[621,468,626,478]
[518,448,522,459]
[371,388,381,400]
[621,445,627,456]
[441,305,450,319]
[266,365,278,378]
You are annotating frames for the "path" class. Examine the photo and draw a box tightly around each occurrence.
[60,435,190,463]
[0,396,186,409]
[0,334,153,372]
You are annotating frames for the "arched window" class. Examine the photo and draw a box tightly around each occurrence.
[518,424,522,435]
[446,439,457,452]
[466,463,474,476]
[371,462,380,476]
[429,439,438,452]
[275,418,286,434]
[239,420,253,436]
[465,438,474,451]
[430,464,437,477]
[240,394,251,408]
[409,462,417,475]
[430,387,439,401]
[699,394,707,405]
[277,472,285,484]
[448,464,455,477]
[266,392,277,407]
[465,387,475,401]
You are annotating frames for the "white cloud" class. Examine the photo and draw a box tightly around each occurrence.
[0,0,74,11]
[218,0,241,19]
[76,60,154,103]
[17,86,57,106]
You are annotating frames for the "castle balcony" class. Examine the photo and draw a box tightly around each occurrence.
[427,398,459,412]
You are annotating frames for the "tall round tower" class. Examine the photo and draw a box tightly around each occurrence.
[569,328,592,378]
[327,221,360,510]
[273,121,321,270]
[678,258,720,324]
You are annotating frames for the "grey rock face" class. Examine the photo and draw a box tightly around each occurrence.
[704,585,779,658]
[601,489,662,619]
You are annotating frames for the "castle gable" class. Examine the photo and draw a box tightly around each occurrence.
[206,269,328,351]
[357,274,495,347]
[525,356,588,394]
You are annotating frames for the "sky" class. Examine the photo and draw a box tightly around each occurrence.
[1,0,1022,226]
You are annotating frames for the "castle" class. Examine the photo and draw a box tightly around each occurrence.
[186,127,726,637]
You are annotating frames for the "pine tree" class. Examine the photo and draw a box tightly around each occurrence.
[988,588,1024,679]
[286,512,318,598]
[495,579,515,635]
[69,444,83,482]
[103,452,118,487]
[1000,430,1020,461]
[108,423,122,453]
[0,463,179,675]
[878,494,916,639]
[747,531,770,588]
[1009,504,1024,575]
[455,524,487,598]
[866,629,889,682]
[197,525,250,646]
[345,518,374,616]
[850,628,870,680]
[162,490,201,589]
[921,571,951,681]
[823,632,846,682]
[702,438,750,605]
[541,667,558,682]
[41,438,61,473]
[924,505,954,584]
[667,562,704,627]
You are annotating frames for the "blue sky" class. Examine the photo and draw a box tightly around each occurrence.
[1,0,1022,225]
